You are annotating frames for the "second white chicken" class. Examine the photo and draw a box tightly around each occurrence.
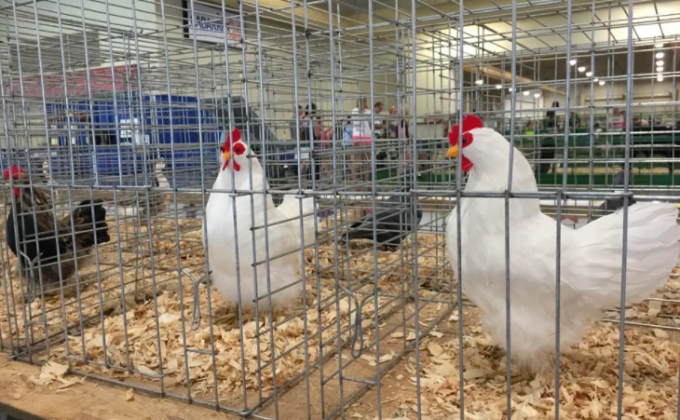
[277,192,316,246]
[445,115,680,371]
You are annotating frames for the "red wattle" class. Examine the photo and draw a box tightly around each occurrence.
[221,160,241,172]
[462,156,474,172]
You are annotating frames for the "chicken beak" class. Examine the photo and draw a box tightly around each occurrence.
[446,145,459,158]
[223,151,231,162]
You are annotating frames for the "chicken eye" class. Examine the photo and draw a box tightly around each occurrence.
[234,143,245,155]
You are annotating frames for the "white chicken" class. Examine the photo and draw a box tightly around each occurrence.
[277,192,316,246]
[445,115,680,371]
[204,128,303,310]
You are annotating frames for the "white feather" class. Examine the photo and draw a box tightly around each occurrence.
[277,192,316,246]
[446,127,680,371]
[204,148,303,310]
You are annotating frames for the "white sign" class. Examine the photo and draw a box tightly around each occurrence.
[119,118,138,139]
[120,118,150,145]
[186,1,244,48]
[295,147,311,160]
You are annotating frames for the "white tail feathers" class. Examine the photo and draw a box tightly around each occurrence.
[569,202,680,309]
[277,193,316,245]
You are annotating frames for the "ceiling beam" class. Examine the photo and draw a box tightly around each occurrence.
[465,64,566,96]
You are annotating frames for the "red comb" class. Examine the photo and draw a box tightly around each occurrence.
[232,128,241,142]
[448,114,483,146]
[223,128,242,150]
[222,128,242,171]
[3,165,25,180]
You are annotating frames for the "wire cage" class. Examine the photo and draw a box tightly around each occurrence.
[0,0,679,419]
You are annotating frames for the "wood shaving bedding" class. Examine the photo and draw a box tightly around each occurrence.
[1,207,678,418]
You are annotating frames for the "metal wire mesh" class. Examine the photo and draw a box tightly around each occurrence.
[0,0,679,419]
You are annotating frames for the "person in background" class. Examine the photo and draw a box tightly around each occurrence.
[524,121,540,174]
[301,103,322,141]
[349,99,372,188]
[373,102,385,139]
[290,105,304,140]
[538,102,559,175]
[352,99,372,143]
[293,103,322,181]
[288,106,306,181]
[343,116,354,145]
[388,106,399,139]
[544,101,559,132]
[400,106,410,140]
[400,106,412,164]
[386,105,410,140]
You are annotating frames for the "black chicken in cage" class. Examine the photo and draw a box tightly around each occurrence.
[342,180,423,251]
[4,166,111,298]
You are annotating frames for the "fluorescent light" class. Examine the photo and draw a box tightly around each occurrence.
[578,66,586,72]
[569,59,577,66]
[599,80,606,86]
[522,91,530,96]
[586,71,593,77]
[475,79,484,85]
[534,93,541,98]
[655,43,664,48]
[657,66,664,72]
[656,60,664,66]
[495,84,503,89]
[657,75,664,82]
[656,52,664,59]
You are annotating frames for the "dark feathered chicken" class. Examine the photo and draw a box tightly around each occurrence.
[600,168,636,211]
[4,166,110,294]
[591,169,636,220]
[343,187,422,250]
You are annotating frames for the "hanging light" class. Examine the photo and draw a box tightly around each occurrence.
[655,42,664,48]
[586,71,593,77]
[475,79,484,85]
[522,91,530,96]
[657,66,664,72]
[656,60,664,66]
[569,59,577,66]
[495,84,503,89]
[599,80,606,86]
[658,75,664,82]
[534,93,541,98]
[656,52,664,59]
[578,66,586,73]
[593,78,599,82]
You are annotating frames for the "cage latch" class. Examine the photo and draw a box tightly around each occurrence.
[340,284,381,359]
[181,268,211,331]
[18,250,43,304]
